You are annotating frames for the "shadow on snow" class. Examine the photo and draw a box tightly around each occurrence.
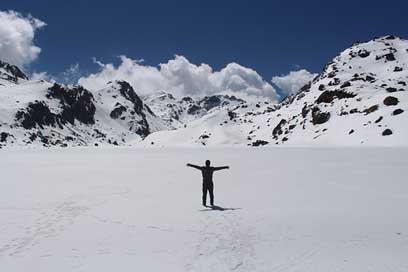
[199,205,242,212]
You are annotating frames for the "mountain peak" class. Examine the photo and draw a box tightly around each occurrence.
[0,60,28,84]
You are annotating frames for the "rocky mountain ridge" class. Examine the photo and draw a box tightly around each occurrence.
[1,35,407,148]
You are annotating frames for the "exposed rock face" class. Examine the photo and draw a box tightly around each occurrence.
[316,90,356,104]
[0,64,165,147]
[382,129,393,136]
[383,96,399,106]
[16,101,60,129]
[311,107,330,125]
[110,104,127,119]
[393,109,404,115]
[143,92,244,129]
[199,95,244,111]
[0,132,14,142]
[94,80,161,138]
[1,35,408,147]
[272,119,287,138]
[115,81,144,114]
[244,35,408,146]
[47,84,96,125]
[252,140,269,146]
[0,60,28,84]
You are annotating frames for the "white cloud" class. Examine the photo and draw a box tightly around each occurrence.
[79,55,279,101]
[272,69,317,96]
[30,63,82,85]
[31,71,52,81]
[59,63,82,84]
[0,10,46,67]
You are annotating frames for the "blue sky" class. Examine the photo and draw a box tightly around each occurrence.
[1,0,407,97]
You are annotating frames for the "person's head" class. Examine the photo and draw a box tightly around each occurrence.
[205,160,211,167]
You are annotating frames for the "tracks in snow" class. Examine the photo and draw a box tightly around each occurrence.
[186,209,258,272]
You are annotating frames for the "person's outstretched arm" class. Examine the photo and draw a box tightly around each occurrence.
[213,166,230,171]
[186,163,203,170]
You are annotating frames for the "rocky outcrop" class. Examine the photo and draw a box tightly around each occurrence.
[0,60,28,83]
[47,84,96,125]
[16,101,60,129]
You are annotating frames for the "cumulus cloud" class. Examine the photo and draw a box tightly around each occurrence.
[31,71,53,81]
[0,10,46,67]
[272,69,317,96]
[59,63,82,84]
[78,55,279,101]
[30,63,83,85]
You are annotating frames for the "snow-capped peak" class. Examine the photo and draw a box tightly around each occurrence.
[0,60,28,85]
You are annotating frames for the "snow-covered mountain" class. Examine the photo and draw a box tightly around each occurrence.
[1,35,407,148]
[141,35,408,147]
[0,71,165,147]
[143,91,245,128]
[0,60,28,85]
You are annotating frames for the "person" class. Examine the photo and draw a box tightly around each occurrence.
[186,160,229,207]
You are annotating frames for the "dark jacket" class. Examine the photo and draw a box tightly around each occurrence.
[187,164,229,183]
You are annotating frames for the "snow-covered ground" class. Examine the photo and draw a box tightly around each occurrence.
[1,147,407,271]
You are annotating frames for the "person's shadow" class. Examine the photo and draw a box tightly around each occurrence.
[199,205,242,212]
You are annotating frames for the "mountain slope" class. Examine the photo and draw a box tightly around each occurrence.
[141,35,408,147]
[0,60,28,86]
[0,78,165,148]
[1,35,407,148]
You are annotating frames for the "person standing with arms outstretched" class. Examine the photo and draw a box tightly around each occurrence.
[186,160,229,207]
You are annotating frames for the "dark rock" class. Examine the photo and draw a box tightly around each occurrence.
[382,129,393,136]
[376,53,396,61]
[272,119,287,138]
[199,96,222,110]
[301,105,310,118]
[187,105,202,114]
[349,129,354,135]
[47,84,96,125]
[115,81,144,114]
[328,78,341,86]
[363,105,379,115]
[312,107,330,125]
[199,134,210,139]
[318,84,325,91]
[327,71,337,78]
[298,82,311,93]
[252,140,269,146]
[375,116,383,123]
[181,96,194,103]
[227,111,237,120]
[110,104,127,119]
[394,67,403,72]
[392,109,404,115]
[383,96,399,106]
[340,81,351,88]
[133,119,150,137]
[385,53,396,61]
[0,60,28,83]
[365,75,376,82]
[358,49,370,58]
[386,87,397,93]
[316,90,356,104]
[187,105,202,115]
[16,101,60,129]
[0,132,14,142]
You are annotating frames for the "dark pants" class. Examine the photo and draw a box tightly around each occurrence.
[202,182,214,206]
